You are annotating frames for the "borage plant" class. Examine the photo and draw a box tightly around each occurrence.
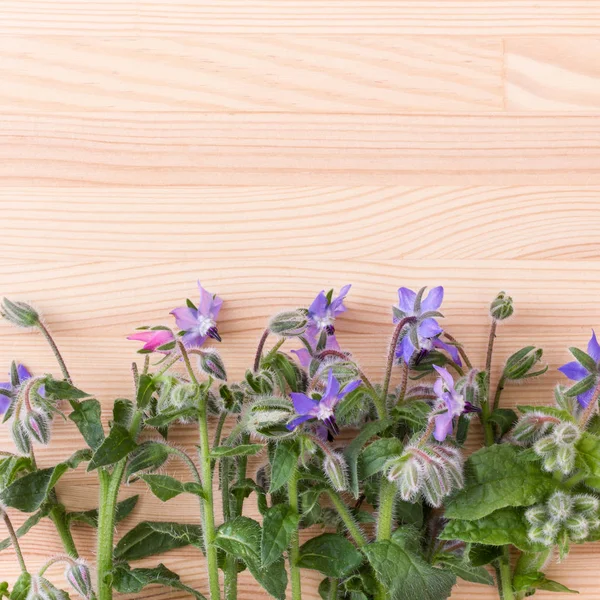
[1,284,599,600]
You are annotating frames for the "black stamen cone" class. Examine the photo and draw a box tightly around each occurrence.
[207,327,222,342]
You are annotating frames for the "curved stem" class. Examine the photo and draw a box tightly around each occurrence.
[287,469,302,600]
[442,332,473,369]
[178,342,199,386]
[381,317,416,409]
[396,362,408,405]
[480,319,498,447]
[493,375,506,411]
[39,554,77,576]
[213,412,227,449]
[2,510,27,574]
[49,504,79,558]
[155,352,181,377]
[486,320,497,378]
[38,322,71,383]
[326,490,367,547]
[254,329,270,372]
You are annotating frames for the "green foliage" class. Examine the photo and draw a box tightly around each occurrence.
[513,571,578,595]
[140,474,204,502]
[444,444,560,520]
[435,555,494,586]
[136,374,157,409]
[297,533,363,577]
[363,540,455,600]
[114,521,204,561]
[68,398,105,450]
[126,441,170,478]
[87,424,137,471]
[360,438,404,479]
[9,573,31,600]
[574,432,600,489]
[269,440,300,493]
[0,507,50,551]
[43,379,90,401]
[261,504,299,567]
[67,495,139,527]
[210,444,264,458]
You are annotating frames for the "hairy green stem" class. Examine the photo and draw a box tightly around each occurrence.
[2,510,27,573]
[497,546,514,600]
[254,329,270,372]
[287,469,302,600]
[493,375,506,411]
[381,317,416,410]
[38,321,71,383]
[326,490,367,547]
[481,319,498,447]
[376,478,396,541]
[49,504,78,558]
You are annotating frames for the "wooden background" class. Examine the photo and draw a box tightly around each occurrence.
[1,2,600,598]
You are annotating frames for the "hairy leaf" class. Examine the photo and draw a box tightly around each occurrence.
[87,424,137,471]
[269,441,299,493]
[140,474,188,502]
[113,399,134,428]
[297,533,363,577]
[68,398,105,450]
[360,438,404,479]
[136,374,157,410]
[261,504,299,567]
[0,507,49,551]
[68,495,139,528]
[44,379,90,401]
[9,573,31,600]
[436,555,494,586]
[211,444,264,458]
[0,464,69,512]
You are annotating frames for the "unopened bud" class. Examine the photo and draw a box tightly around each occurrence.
[268,310,308,338]
[11,419,31,454]
[490,291,514,321]
[552,422,581,446]
[555,445,576,475]
[547,491,573,522]
[315,361,358,385]
[565,515,589,540]
[65,560,94,599]
[534,435,558,456]
[170,382,198,409]
[196,349,227,381]
[323,452,348,492]
[25,410,51,445]
[30,576,69,600]
[392,457,422,502]
[503,347,547,380]
[1,298,40,328]
[525,505,547,526]
[573,494,599,516]
[512,412,556,444]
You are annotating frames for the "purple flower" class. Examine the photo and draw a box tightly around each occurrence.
[558,330,600,408]
[432,365,466,442]
[0,364,38,415]
[393,286,461,366]
[291,334,341,368]
[170,281,223,348]
[127,329,175,353]
[307,284,351,340]
[287,370,361,436]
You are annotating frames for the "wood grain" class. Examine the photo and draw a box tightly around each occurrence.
[3,2,600,35]
[0,37,503,113]
[3,113,600,185]
[2,1,600,597]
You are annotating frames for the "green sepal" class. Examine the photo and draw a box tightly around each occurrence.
[566,374,596,398]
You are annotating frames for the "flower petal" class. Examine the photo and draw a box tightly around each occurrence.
[286,414,313,430]
[182,331,206,348]
[578,387,596,409]
[397,287,416,314]
[290,392,319,415]
[330,284,351,315]
[16,364,32,383]
[0,394,10,414]
[400,336,415,363]
[558,361,589,381]
[308,291,328,319]
[418,318,443,339]
[433,365,454,388]
[211,295,224,319]
[588,330,600,363]
[432,338,462,367]
[197,282,213,317]
[340,379,362,398]
[421,286,444,312]
[170,306,198,330]
[433,410,454,442]
[323,369,340,402]
[291,348,312,368]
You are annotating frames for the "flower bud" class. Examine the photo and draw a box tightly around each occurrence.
[503,347,547,381]
[0,298,40,328]
[388,456,422,502]
[29,576,69,600]
[547,491,574,522]
[323,452,348,492]
[196,349,227,381]
[314,361,359,385]
[573,494,599,516]
[533,435,558,456]
[588,517,600,531]
[555,445,576,475]
[525,505,547,526]
[268,310,308,337]
[25,410,51,445]
[11,419,31,454]
[170,382,198,409]
[490,291,514,321]
[552,422,581,446]
[528,525,554,546]
[65,560,94,599]
[565,514,589,540]
[512,413,555,444]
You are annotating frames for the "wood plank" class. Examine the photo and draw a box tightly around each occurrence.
[2,2,600,35]
[2,187,600,260]
[506,38,600,110]
[2,113,600,185]
[0,36,502,112]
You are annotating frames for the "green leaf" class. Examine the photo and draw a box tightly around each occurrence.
[214,516,287,599]
[87,424,137,471]
[488,408,518,436]
[112,562,207,599]
[344,419,393,498]
[211,444,264,458]
[363,540,455,600]
[396,499,424,528]
[68,398,105,450]
[468,544,502,567]
[360,438,404,479]
[297,533,363,577]
[9,573,31,600]
[113,398,134,428]
[261,504,299,567]
[136,374,156,409]
[441,507,544,552]
[67,495,139,528]
[0,507,49,551]
[566,374,596,398]
[0,456,32,489]
[269,440,300,493]
[145,407,197,428]
[126,441,170,478]
[436,555,494,586]
[0,464,69,512]
[569,347,598,373]
[140,474,187,502]
[114,521,203,561]
[43,379,90,401]
[513,571,578,594]
[392,401,431,431]
[444,445,560,520]
[575,432,600,487]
